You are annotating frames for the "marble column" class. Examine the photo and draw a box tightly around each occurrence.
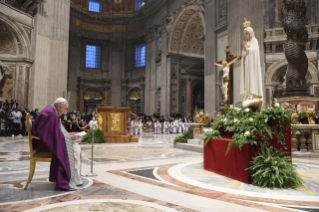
[204,0,217,115]
[187,80,193,119]
[30,0,70,110]
[79,88,83,113]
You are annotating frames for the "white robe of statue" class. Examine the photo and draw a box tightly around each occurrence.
[240,27,263,109]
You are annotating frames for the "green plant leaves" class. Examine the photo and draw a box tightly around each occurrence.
[81,129,105,143]
[247,144,303,189]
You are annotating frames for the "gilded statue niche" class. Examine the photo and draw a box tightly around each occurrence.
[169,10,204,56]
[84,89,103,100]
[0,22,17,55]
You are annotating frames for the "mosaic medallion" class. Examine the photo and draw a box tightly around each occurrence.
[0,37,13,50]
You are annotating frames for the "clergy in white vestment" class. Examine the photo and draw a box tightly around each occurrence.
[240,18,263,110]
[171,119,177,134]
[137,119,144,135]
[154,120,161,134]
[182,122,189,133]
[131,119,137,135]
[177,118,183,133]
[163,120,170,134]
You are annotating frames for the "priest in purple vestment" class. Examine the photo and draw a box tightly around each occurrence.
[32,97,82,191]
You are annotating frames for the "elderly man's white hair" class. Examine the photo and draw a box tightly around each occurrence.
[53,97,68,107]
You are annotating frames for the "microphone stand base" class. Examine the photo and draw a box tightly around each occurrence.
[86,173,98,177]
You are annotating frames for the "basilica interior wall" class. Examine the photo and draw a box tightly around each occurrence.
[0,2,33,110]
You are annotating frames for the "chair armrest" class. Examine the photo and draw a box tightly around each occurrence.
[31,136,40,140]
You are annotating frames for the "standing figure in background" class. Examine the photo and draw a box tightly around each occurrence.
[146,118,153,133]
[126,118,131,134]
[137,119,144,135]
[177,118,183,133]
[163,119,170,134]
[154,120,161,134]
[11,108,22,136]
[131,118,137,135]
[183,121,189,133]
[171,119,177,134]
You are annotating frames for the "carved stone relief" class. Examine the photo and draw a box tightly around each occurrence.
[170,63,178,114]
[220,0,227,18]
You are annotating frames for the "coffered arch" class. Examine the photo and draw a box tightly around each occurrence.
[168,5,205,58]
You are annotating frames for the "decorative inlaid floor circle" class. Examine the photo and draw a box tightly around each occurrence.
[169,161,319,201]
[0,177,93,205]
[0,37,13,50]
[24,199,179,212]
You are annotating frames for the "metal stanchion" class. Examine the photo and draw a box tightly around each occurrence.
[75,120,98,177]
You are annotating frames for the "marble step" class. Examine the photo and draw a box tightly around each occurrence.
[187,139,203,146]
[175,143,203,153]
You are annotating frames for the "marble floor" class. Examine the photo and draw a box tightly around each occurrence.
[0,134,319,212]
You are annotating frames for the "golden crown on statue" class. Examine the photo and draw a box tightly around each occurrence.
[242,18,251,28]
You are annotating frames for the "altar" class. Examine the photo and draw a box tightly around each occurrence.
[96,105,135,143]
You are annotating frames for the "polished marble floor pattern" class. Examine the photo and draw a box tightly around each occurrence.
[0,134,319,211]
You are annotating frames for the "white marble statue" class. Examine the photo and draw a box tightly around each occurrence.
[240,18,264,111]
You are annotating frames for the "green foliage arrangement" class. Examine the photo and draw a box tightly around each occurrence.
[202,130,223,145]
[297,111,307,121]
[211,103,292,155]
[174,131,193,145]
[247,144,303,189]
[81,129,105,143]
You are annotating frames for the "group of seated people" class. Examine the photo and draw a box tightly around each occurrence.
[127,116,192,135]
[60,110,96,132]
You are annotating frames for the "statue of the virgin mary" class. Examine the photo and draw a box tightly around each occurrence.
[240,18,264,111]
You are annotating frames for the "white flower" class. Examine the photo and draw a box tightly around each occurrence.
[235,107,240,111]
[275,103,280,107]
[234,118,239,123]
[223,118,228,122]
[245,131,250,136]
[230,105,234,109]
[249,118,253,121]
[245,108,250,112]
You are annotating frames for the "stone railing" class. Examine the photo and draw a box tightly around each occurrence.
[292,124,319,153]
[264,25,319,53]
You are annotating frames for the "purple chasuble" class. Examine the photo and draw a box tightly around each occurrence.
[32,105,72,190]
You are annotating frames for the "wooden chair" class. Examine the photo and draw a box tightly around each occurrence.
[24,113,52,190]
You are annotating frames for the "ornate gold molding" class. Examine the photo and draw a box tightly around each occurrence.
[70,17,145,33]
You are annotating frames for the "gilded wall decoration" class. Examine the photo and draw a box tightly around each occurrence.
[70,17,145,33]
[129,88,141,100]
[0,67,13,101]
[0,22,17,55]
[169,10,204,56]
[84,88,103,100]
[110,112,121,131]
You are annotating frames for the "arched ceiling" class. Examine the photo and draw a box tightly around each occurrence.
[169,10,204,57]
